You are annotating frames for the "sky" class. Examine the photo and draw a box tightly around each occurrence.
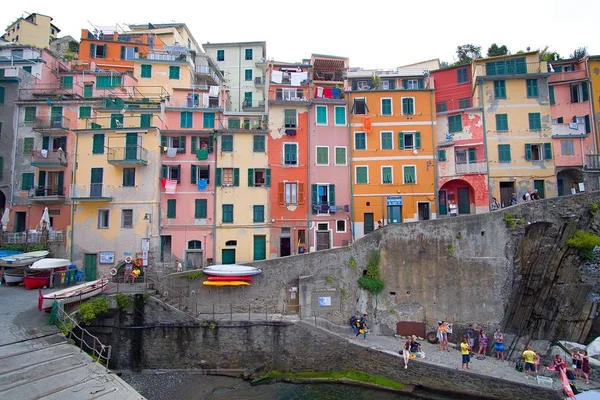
[2,0,599,69]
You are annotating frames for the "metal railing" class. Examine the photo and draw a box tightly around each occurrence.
[106,146,148,163]
[242,99,266,109]
[585,154,600,170]
[31,150,68,166]
[226,116,266,130]
[71,184,112,199]
[312,70,345,82]
[194,65,220,84]
[273,88,308,101]
[456,161,488,174]
[33,115,71,131]
[436,98,472,113]
[3,230,64,244]
[29,185,66,197]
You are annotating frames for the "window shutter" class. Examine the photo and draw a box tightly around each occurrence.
[233,168,240,186]
[438,149,446,161]
[247,168,254,186]
[352,81,358,91]
[179,136,186,152]
[38,170,46,187]
[89,44,95,57]
[585,115,591,134]
[265,169,271,187]
[161,165,167,179]
[418,79,425,89]
[278,182,284,205]
[549,86,555,105]
[328,184,336,206]
[161,135,167,148]
[298,183,305,205]
[402,79,408,89]
[415,132,421,149]
[525,144,532,161]
[544,143,552,160]
[176,165,181,183]
[399,133,405,149]
[351,99,356,114]
[311,184,318,214]
[59,136,67,150]
[120,46,125,60]
[570,85,576,103]
[167,199,176,218]
[191,136,197,152]
[468,148,476,163]
[582,82,590,101]
[191,165,197,183]
[215,168,222,186]
[42,136,49,150]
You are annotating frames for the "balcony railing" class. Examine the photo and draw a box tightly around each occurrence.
[28,185,66,202]
[32,116,71,131]
[312,71,345,82]
[3,230,64,244]
[585,155,600,171]
[107,146,148,166]
[552,122,586,137]
[456,161,488,175]
[548,69,587,83]
[194,65,220,85]
[71,184,113,201]
[242,100,266,110]
[273,89,308,102]
[30,150,68,167]
[480,59,547,77]
[436,98,473,113]
[226,116,267,130]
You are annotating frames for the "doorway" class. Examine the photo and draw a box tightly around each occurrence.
[280,237,291,257]
[222,249,236,264]
[457,188,470,214]
[534,180,546,198]
[84,253,97,281]
[364,213,374,234]
[125,133,138,160]
[14,212,26,232]
[418,203,430,220]
[90,168,104,197]
[499,181,515,208]
[253,235,266,261]
[387,205,402,224]
[316,223,330,251]
[185,251,204,270]
[438,190,447,215]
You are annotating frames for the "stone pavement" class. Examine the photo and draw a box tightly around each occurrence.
[0,284,145,400]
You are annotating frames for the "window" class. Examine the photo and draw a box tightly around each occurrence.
[120,46,137,60]
[21,172,34,190]
[245,48,253,60]
[79,106,91,119]
[167,199,176,218]
[162,165,181,182]
[203,112,215,128]
[90,44,106,58]
[253,205,265,222]
[84,84,93,98]
[244,69,252,81]
[97,210,109,229]
[216,167,238,186]
[60,76,73,89]
[280,182,303,205]
[354,132,366,150]
[194,199,207,218]
[23,137,34,154]
[381,166,393,184]
[399,132,421,150]
[141,64,152,78]
[192,136,212,153]
[24,106,36,122]
[456,148,477,164]
[334,106,346,125]
[403,166,416,184]
[221,135,233,152]
[122,209,133,228]
[140,114,151,128]
[177,111,192,128]
[498,144,511,163]
[526,79,539,98]
[222,204,233,223]
[457,68,468,84]
[0,86,4,105]
[253,135,265,152]
[110,114,123,128]
[248,168,269,186]
[316,105,327,125]
[284,109,297,128]
[316,146,329,165]
[188,240,202,249]
[284,143,298,165]
[336,220,346,233]
[217,49,224,61]
[163,136,186,153]
[496,114,509,132]
[485,57,526,75]
[191,164,210,184]
[380,131,393,149]
[528,113,542,131]
[335,147,347,165]
[23,66,32,73]
[436,102,448,113]
[353,98,367,114]
[525,143,552,161]
[571,82,589,103]
[549,86,556,105]
[561,140,574,156]
[448,115,462,133]
[122,168,135,187]
[381,98,392,116]
[355,166,368,184]
[404,79,421,89]
[401,97,415,115]
[494,81,506,99]
[96,75,121,89]
[438,149,447,161]
[458,98,471,109]
[92,133,105,154]
[169,66,180,80]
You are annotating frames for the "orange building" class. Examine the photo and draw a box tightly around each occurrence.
[348,61,438,239]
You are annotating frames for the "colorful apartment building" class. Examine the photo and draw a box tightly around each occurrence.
[309,54,352,249]
[348,61,438,239]
[547,58,597,195]
[2,13,60,49]
[431,64,489,215]
[472,52,556,206]
[266,61,311,257]
[587,56,600,172]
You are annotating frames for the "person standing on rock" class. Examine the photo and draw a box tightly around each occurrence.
[466,324,475,356]
[522,345,537,378]
[494,328,505,361]
[461,337,471,370]
[477,329,489,359]
[401,339,411,369]
[582,351,590,384]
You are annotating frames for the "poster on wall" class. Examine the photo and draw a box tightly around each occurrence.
[318,297,331,307]
[99,251,115,264]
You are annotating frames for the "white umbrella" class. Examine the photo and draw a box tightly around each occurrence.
[1,208,9,232]
[40,207,50,230]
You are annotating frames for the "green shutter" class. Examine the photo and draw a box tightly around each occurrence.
[585,115,591,134]
[59,136,67,150]
[438,149,446,161]
[140,114,151,127]
[42,136,49,150]
[21,172,34,190]
[169,66,180,79]
[195,199,207,218]
[179,136,186,152]
[311,184,318,214]
[161,165,168,179]
[525,144,532,161]
[415,132,421,149]
[0,87,4,105]
[161,135,167,148]
[84,84,93,98]
[328,184,336,206]
[79,106,91,119]
[247,168,254,186]
[544,143,553,160]
[265,169,271,187]
[549,86,555,105]
[399,133,405,149]
[468,148,476,163]
[498,144,511,163]
[402,79,408,89]
[120,46,126,60]
[215,168,222,186]
[57,171,64,191]
[191,136,197,152]
[92,134,105,154]
[191,165,197,183]
[167,199,176,218]
[24,106,36,122]
[23,138,34,154]
[61,76,73,89]
[233,168,240,186]
[582,82,589,101]
[38,170,46,187]
[141,64,152,78]
[335,106,346,125]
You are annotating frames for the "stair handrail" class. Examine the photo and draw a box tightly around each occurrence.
[145,274,199,318]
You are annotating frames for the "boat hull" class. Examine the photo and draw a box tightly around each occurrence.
[3,272,24,285]
[24,275,50,290]
[202,281,250,287]
[38,278,109,311]
[207,276,253,282]
[0,251,49,267]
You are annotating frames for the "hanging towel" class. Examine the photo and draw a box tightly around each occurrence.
[363,116,372,134]
[315,87,324,98]
[323,87,333,98]
[165,180,177,194]
[202,93,210,108]
[290,72,305,86]
[209,86,219,97]
[166,147,178,158]
[569,122,578,130]
[40,149,48,158]
[271,70,283,84]
[332,88,341,99]
[196,149,209,160]
[161,178,167,188]
[197,179,207,191]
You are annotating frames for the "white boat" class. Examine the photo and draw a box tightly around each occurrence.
[29,258,71,270]
[202,264,263,277]
[38,278,109,311]
[0,251,49,267]
[3,269,25,285]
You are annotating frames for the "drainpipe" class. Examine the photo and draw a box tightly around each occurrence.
[212,129,218,265]
[307,101,312,252]
[69,131,79,262]
[238,45,242,111]
[348,93,355,242]
[478,80,492,207]
[587,58,599,191]
[429,90,438,218]
[10,105,21,207]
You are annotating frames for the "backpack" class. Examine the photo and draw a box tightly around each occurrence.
[522,194,527,201]
[515,360,524,372]
[350,316,356,326]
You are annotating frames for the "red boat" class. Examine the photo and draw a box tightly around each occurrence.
[24,273,51,290]
[207,276,253,282]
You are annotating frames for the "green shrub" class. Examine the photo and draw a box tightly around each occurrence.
[567,231,600,261]
[503,213,515,228]
[77,296,110,325]
[348,256,357,269]
[456,233,462,239]
[516,218,525,225]
[448,244,455,255]
[590,203,599,217]
[183,270,204,281]
[115,293,134,310]
[339,287,349,300]
[357,250,385,295]
[325,275,334,285]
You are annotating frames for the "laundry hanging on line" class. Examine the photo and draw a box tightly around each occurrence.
[165,180,177,194]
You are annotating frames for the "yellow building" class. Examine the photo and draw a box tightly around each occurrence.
[2,13,60,49]
[472,52,556,205]
[589,56,600,152]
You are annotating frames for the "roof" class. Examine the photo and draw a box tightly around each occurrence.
[474,50,539,62]
[313,57,346,71]
[399,58,440,69]
[203,41,266,49]
[128,23,185,29]
[311,53,348,60]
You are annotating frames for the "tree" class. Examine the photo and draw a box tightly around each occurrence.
[454,44,482,65]
[487,43,509,57]
[539,46,560,62]
[570,47,588,60]
[440,61,450,69]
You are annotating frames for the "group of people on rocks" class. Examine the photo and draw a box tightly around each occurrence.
[551,351,591,384]
[350,313,368,340]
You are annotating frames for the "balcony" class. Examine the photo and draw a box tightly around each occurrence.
[166,94,221,109]
[107,145,148,166]
[19,85,80,101]
[476,58,548,79]
[194,65,220,85]
[269,89,309,105]
[312,71,345,83]
[242,100,266,111]
[456,161,488,175]
[255,58,267,68]
[32,116,71,133]
[225,116,267,131]
[28,186,66,203]
[254,76,264,86]
[30,150,68,168]
[71,184,113,201]
[548,69,587,84]
[3,230,64,244]
[585,155,600,171]
[552,122,586,137]
[436,98,474,114]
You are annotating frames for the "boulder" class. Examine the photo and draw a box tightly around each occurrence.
[587,337,600,357]
[558,340,587,353]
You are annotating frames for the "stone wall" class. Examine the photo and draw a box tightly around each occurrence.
[158,192,600,344]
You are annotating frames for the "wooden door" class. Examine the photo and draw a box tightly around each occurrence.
[457,188,471,214]
[253,235,266,261]
[316,231,330,251]
[90,168,103,197]
[84,254,97,281]
[125,133,138,160]
[534,180,545,198]
[438,190,447,215]
[364,213,374,234]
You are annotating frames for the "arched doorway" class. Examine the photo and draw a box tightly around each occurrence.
[439,179,475,216]
[557,168,583,196]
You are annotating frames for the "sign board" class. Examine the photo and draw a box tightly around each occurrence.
[387,196,402,206]
[141,238,150,251]
[318,297,331,307]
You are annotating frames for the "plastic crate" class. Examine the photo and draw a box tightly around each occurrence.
[536,375,553,388]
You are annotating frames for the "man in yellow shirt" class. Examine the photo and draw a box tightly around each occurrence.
[461,337,471,370]
[522,345,537,377]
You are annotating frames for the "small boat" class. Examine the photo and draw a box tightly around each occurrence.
[0,250,49,267]
[203,280,250,287]
[3,269,25,285]
[207,276,253,282]
[38,278,109,311]
[29,258,71,270]
[24,273,51,290]
[202,264,262,277]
